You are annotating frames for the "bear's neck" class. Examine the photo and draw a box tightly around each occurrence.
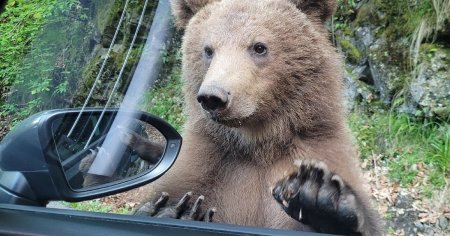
[188,116,342,166]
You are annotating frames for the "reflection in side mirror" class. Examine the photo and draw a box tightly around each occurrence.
[51,113,167,190]
[0,108,181,205]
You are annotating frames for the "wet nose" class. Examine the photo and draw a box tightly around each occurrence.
[197,86,229,112]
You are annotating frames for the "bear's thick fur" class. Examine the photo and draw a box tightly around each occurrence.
[140,0,383,234]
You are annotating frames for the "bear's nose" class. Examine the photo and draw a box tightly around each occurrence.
[197,86,229,112]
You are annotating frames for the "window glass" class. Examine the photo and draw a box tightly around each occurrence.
[1,0,181,199]
[1,0,182,133]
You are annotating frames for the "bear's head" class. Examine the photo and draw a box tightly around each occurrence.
[172,0,344,151]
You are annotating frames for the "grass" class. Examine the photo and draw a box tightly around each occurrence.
[348,108,449,192]
[65,200,113,213]
[64,200,131,214]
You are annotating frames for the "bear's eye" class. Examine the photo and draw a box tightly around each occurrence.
[253,43,267,55]
[204,47,214,58]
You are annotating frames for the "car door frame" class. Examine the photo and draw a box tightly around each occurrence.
[0,203,326,236]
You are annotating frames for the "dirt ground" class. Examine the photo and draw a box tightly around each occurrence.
[99,185,151,212]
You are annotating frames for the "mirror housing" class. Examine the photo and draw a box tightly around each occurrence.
[0,108,181,205]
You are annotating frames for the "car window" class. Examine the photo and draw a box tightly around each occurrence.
[1,0,181,200]
[1,0,179,128]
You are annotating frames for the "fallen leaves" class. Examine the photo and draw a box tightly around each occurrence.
[362,154,450,235]
[99,185,152,213]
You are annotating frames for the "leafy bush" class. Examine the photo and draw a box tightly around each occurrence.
[0,0,57,97]
[0,0,92,122]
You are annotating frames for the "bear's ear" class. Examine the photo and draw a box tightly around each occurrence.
[289,0,336,23]
[170,0,218,28]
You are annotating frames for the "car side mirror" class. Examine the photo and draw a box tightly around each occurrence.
[0,108,181,205]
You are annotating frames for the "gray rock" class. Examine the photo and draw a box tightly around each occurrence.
[438,215,448,230]
[414,221,425,232]
[112,44,124,53]
[354,26,373,64]
[368,37,403,105]
[395,191,413,208]
[398,96,419,116]
[355,26,374,50]
[409,48,450,119]
[353,65,374,85]
[343,64,378,106]
[425,227,435,236]
[343,69,358,111]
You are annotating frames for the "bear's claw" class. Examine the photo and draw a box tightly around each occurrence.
[135,192,216,222]
[272,160,363,235]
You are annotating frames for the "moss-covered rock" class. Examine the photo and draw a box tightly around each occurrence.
[367,37,406,104]
[343,63,379,112]
[409,45,450,120]
[339,37,363,64]
[334,0,450,122]
[70,0,156,108]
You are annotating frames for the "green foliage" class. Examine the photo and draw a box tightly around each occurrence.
[0,0,94,122]
[334,0,358,22]
[143,46,185,132]
[0,0,51,104]
[348,109,449,189]
[430,130,450,171]
[140,32,185,132]
[144,75,185,132]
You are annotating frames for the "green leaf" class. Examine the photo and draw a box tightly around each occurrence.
[33,12,42,19]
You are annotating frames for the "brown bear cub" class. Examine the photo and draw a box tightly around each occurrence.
[135,0,383,235]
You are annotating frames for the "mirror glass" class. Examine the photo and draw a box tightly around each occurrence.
[50,111,167,190]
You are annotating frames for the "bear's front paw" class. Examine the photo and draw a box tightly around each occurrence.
[79,147,118,188]
[135,192,216,222]
[272,160,363,235]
